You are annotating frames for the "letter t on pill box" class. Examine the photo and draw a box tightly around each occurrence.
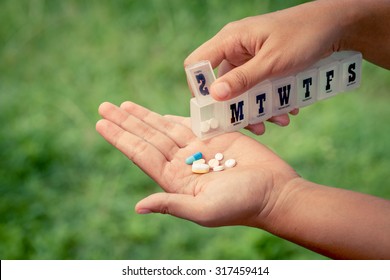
[185,61,216,106]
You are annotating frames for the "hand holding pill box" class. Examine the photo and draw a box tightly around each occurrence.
[186,51,362,140]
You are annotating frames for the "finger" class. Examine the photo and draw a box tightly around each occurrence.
[217,59,235,77]
[245,122,266,135]
[210,55,271,101]
[135,192,215,227]
[267,108,299,127]
[267,114,291,127]
[99,102,179,161]
[184,34,227,70]
[289,108,300,116]
[184,19,255,70]
[120,101,194,148]
[163,115,191,129]
[96,119,168,183]
[185,36,265,101]
[185,25,266,101]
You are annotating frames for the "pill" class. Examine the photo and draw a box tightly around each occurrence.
[209,118,219,129]
[192,163,210,174]
[193,158,206,164]
[224,159,236,168]
[185,152,203,165]
[213,165,225,172]
[208,158,220,168]
[214,152,224,161]
[200,121,210,133]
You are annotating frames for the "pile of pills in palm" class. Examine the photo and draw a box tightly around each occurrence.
[185,152,236,174]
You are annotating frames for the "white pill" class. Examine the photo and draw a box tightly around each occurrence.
[200,121,210,133]
[224,159,236,168]
[209,118,219,129]
[214,153,224,161]
[208,158,220,168]
[192,163,210,174]
[193,158,205,164]
[213,165,225,172]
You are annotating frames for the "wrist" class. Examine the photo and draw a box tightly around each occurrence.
[335,0,373,50]
[266,176,311,233]
[334,0,390,68]
[249,173,306,232]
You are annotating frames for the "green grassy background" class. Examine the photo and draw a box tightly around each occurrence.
[1,0,389,260]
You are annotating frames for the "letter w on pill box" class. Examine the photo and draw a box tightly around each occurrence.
[186,51,362,140]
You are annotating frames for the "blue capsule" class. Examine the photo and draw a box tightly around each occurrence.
[185,152,203,165]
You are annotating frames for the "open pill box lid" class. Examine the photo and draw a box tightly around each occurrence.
[185,60,217,106]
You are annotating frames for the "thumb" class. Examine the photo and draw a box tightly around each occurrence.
[135,192,212,226]
[210,56,269,101]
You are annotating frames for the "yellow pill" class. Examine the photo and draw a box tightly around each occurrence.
[192,163,210,174]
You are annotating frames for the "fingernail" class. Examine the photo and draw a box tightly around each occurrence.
[137,209,152,214]
[212,82,231,100]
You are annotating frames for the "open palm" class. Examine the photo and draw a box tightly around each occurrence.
[96,101,298,227]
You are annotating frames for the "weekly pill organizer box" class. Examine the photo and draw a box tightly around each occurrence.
[185,51,362,140]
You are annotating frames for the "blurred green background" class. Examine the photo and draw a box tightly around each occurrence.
[1,0,389,260]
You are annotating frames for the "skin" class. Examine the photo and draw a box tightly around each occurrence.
[96,0,390,259]
[96,102,390,259]
[96,101,298,227]
[184,0,390,134]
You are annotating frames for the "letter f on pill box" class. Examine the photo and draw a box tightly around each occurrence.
[185,61,216,106]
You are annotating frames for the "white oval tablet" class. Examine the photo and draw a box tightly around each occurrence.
[192,163,210,174]
[193,158,206,164]
[224,159,236,168]
[213,165,225,172]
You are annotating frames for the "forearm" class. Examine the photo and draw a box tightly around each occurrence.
[259,177,390,259]
[326,0,390,69]
[256,1,390,257]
